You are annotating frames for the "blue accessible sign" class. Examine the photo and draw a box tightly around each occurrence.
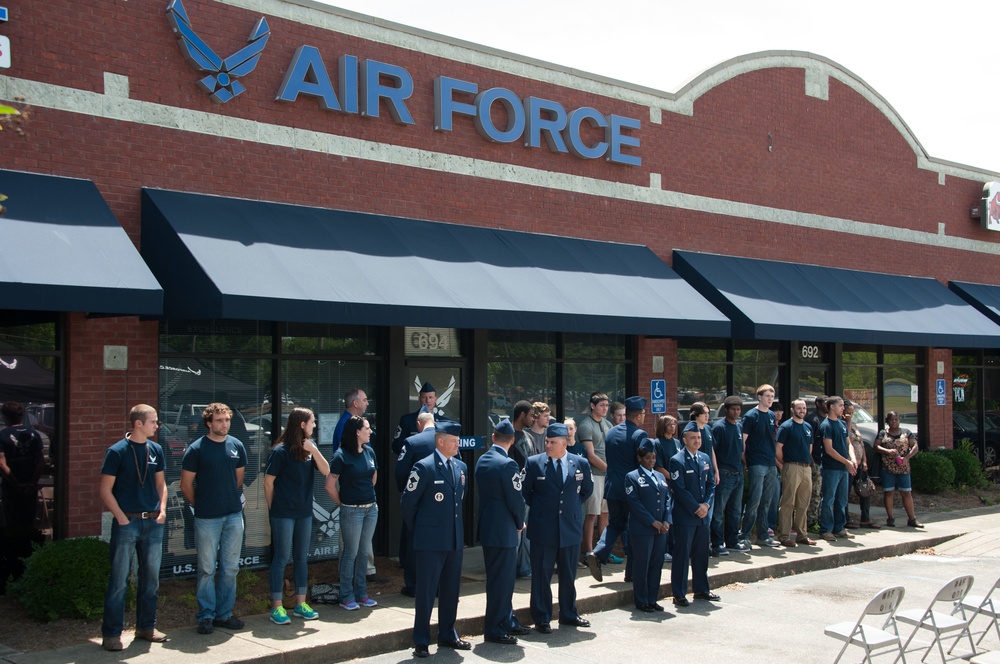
[650,379,667,414]
[936,378,946,406]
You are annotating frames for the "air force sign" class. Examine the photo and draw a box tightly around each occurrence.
[166,0,270,104]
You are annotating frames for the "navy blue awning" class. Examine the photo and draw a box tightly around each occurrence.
[0,170,162,315]
[673,251,1000,347]
[140,188,729,336]
[950,281,1000,328]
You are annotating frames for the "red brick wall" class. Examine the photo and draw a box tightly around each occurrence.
[925,349,953,451]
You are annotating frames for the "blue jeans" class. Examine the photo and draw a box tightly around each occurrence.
[194,512,244,622]
[102,517,164,637]
[339,503,378,603]
[269,515,312,601]
[741,465,778,541]
[711,469,744,549]
[820,468,849,534]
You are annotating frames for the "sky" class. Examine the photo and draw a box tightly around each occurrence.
[312,0,1000,175]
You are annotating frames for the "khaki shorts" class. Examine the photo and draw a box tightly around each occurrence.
[584,474,607,516]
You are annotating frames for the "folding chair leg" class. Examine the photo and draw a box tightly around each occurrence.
[831,639,850,664]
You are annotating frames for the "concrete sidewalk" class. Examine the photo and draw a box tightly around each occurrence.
[2,504,998,664]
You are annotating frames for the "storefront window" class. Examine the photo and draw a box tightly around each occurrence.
[734,343,781,400]
[678,345,726,419]
[281,323,377,356]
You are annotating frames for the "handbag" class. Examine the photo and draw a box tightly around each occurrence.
[854,470,875,499]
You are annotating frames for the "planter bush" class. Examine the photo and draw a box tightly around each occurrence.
[8,537,112,621]
[910,452,955,494]
[937,442,987,488]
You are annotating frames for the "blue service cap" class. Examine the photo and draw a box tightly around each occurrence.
[625,396,647,411]
[435,420,461,436]
[638,438,657,455]
[420,382,435,393]
[546,422,568,438]
[493,419,515,435]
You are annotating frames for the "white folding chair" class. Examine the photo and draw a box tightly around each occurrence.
[825,585,908,664]
[953,575,1000,648]
[898,575,977,662]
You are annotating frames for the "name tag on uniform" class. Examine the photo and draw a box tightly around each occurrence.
[434,480,444,484]
[686,469,694,474]
[536,476,546,480]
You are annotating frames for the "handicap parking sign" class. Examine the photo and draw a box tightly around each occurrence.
[936,378,946,406]
[650,379,667,414]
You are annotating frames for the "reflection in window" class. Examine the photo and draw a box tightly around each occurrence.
[678,347,726,418]
[280,323,378,356]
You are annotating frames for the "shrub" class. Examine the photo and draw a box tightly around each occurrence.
[8,537,111,621]
[937,443,987,488]
[910,453,955,494]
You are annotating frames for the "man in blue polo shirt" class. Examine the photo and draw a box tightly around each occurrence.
[819,396,857,541]
[181,403,248,635]
[710,396,749,556]
[776,399,817,547]
[740,385,780,549]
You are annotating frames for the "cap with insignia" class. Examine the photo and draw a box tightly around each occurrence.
[625,396,647,411]
[546,422,568,438]
[493,419,515,435]
[435,420,461,436]
[420,382,435,393]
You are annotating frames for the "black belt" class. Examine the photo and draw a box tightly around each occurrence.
[784,461,810,466]
[124,511,158,519]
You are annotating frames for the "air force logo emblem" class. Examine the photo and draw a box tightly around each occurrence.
[166,0,270,103]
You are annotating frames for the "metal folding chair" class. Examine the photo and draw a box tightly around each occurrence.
[953,575,1000,648]
[897,575,977,662]
[825,585,908,664]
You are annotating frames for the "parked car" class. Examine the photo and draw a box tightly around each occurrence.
[953,411,1000,467]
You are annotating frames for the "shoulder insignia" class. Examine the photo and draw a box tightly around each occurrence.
[406,469,420,492]
[397,447,406,461]
[671,470,680,481]
[394,425,402,440]
[512,472,522,492]
[625,484,634,495]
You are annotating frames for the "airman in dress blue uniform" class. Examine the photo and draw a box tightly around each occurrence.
[394,412,436,597]
[624,439,671,612]
[586,395,646,583]
[392,382,436,455]
[668,428,719,606]
[475,419,529,645]
[400,420,470,658]
[521,422,594,633]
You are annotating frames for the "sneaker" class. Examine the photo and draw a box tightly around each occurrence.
[834,530,855,539]
[710,547,720,558]
[767,528,775,538]
[663,553,672,563]
[717,547,729,556]
[102,636,124,651]
[212,616,245,630]
[820,532,837,541]
[294,602,319,620]
[271,607,292,625]
[197,619,214,634]
[760,537,781,548]
[732,541,752,552]
[359,596,378,608]
[342,600,360,611]
[608,553,624,564]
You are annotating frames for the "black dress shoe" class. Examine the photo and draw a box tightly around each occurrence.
[583,553,603,582]
[637,604,655,613]
[438,639,472,650]
[652,602,665,612]
[558,616,591,627]
[535,623,552,634]
[486,634,518,645]
[693,591,720,601]
[672,597,691,607]
[413,645,430,658]
[400,587,416,597]
[509,625,531,636]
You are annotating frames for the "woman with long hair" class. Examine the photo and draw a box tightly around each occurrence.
[326,415,379,611]
[263,407,330,625]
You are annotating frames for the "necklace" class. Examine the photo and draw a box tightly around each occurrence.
[127,435,149,489]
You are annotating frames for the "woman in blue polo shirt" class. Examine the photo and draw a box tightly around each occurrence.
[326,415,379,611]
[263,407,330,625]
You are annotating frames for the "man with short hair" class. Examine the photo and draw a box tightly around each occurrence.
[577,391,611,558]
[510,400,535,578]
[476,419,529,644]
[585,396,646,583]
[740,385,781,549]
[181,403,248,635]
[522,422,594,633]
[776,399,816,547]
[401,420,470,657]
[668,428,718,607]
[100,404,168,651]
[394,411,436,597]
[0,401,44,527]
[710,396,747,556]
[332,388,369,453]
[392,382,436,455]
[819,396,857,541]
